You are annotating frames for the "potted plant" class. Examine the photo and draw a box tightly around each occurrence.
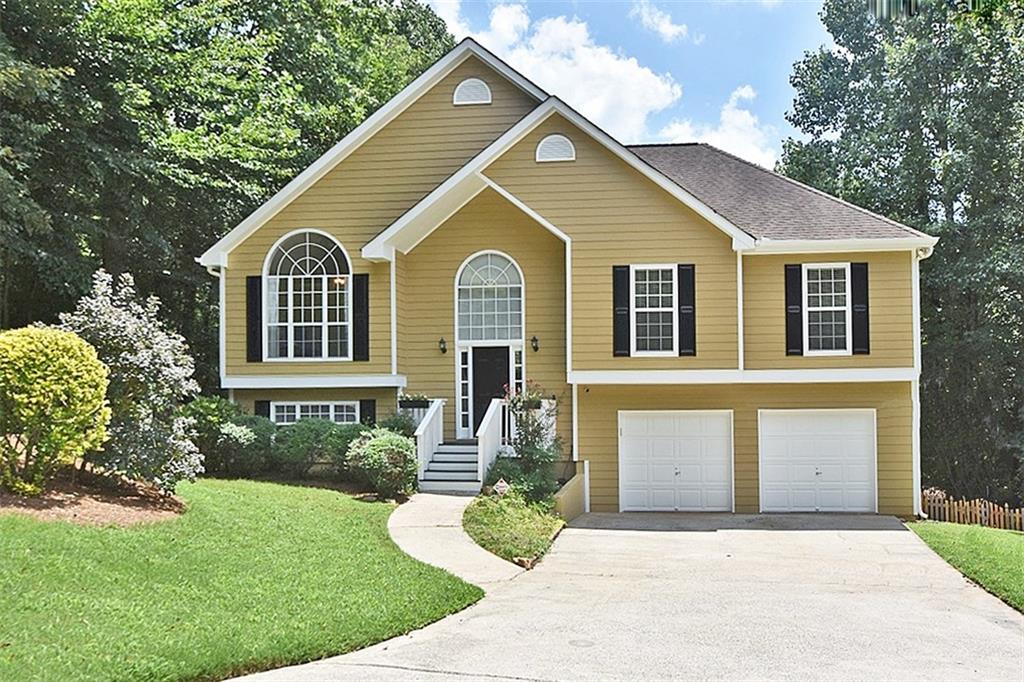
[398,392,431,409]
[505,380,544,410]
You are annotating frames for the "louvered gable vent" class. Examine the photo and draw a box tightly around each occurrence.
[535,134,576,163]
[453,78,492,105]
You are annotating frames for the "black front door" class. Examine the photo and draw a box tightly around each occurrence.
[472,346,509,433]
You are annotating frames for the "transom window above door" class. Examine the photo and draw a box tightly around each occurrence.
[456,252,523,342]
[264,230,351,360]
[803,263,851,355]
[631,265,677,355]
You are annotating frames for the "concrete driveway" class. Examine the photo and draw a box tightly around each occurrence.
[248,514,1023,681]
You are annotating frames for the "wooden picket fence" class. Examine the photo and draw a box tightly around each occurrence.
[922,495,1024,531]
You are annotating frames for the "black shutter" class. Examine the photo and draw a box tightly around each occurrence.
[612,265,630,357]
[359,399,376,426]
[246,276,262,362]
[851,262,870,355]
[254,400,270,418]
[353,273,369,361]
[785,264,803,356]
[677,264,696,356]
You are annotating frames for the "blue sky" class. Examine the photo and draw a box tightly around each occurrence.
[428,0,833,167]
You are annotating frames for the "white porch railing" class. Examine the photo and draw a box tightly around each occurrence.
[413,399,445,481]
[399,404,431,428]
[476,398,505,482]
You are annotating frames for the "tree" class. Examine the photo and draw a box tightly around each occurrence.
[779,0,1024,503]
[0,327,110,495]
[1,0,453,389]
[60,271,202,492]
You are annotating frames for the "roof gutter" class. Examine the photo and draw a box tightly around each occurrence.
[749,236,939,255]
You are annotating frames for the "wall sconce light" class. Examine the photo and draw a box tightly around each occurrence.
[438,337,448,354]
[531,336,540,352]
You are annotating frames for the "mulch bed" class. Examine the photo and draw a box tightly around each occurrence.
[0,467,184,526]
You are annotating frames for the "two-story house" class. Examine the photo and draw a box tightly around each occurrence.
[198,39,937,516]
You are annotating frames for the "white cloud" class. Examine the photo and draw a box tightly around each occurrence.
[659,85,779,168]
[428,1,682,143]
[629,0,688,42]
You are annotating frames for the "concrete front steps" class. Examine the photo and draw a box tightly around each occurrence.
[419,442,481,493]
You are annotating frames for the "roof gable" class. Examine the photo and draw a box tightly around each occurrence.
[198,39,546,268]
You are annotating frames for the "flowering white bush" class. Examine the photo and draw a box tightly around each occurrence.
[60,270,202,491]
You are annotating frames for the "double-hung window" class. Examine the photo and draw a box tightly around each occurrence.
[803,263,851,355]
[631,265,677,355]
[270,401,360,425]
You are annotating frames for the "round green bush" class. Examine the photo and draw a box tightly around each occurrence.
[180,396,242,474]
[216,414,276,477]
[0,327,111,495]
[378,412,417,438]
[345,427,417,499]
[272,419,366,479]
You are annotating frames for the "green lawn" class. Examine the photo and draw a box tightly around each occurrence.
[463,493,563,565]
[910,521,1024,611]
[0,479,482,681]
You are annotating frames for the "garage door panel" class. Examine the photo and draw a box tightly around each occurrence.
[759,410,876,513]
[619,411,733,512]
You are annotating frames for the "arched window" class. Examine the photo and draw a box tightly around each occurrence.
[535,134,576,162]
[456,252,523,341]
[264,230,351,359]
[453,78,492,105]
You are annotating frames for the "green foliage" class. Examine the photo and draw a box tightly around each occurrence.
[0,479,482,681]
[0,0,453,389]
[0,327,110,495]
[272,419,359,479]
[378,411,417,438]
[909,522,1024,611]
[60,271,202,492]
[181,396,242,466]
[484,457,559,503]
[495,381,561,502]
[463,490,564,564]
[346,427,417,499]
[213,415,277,478]
[778,0,1024,504]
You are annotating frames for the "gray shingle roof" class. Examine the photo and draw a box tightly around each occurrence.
[628,143,929,242]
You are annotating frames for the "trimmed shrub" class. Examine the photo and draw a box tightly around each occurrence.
[272,419,364,478]
[181,397,242,473]
[378,412,417,438]
[0,327,111,495]
[346,427,417,498]
[485,456,525,487]
[215,415,276,477]
[59,271,201,492]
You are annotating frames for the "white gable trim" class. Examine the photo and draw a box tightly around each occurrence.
[198,39,546,268]
[362,98,758,260]
[749,237,938,255]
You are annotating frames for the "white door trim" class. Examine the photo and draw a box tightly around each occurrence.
[617,409,735,513]
[757,408,878,513]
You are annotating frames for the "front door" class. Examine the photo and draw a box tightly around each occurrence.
[472,346,510,433]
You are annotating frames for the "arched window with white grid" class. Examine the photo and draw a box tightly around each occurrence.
[456,252,523,342]
[264,230,351,360]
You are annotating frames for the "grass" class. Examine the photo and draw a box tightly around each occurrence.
[463,493,564,565]
[0,478,483,681]
[909,521,1024,611]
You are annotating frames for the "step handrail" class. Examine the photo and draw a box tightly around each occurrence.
[475,398,504,483]
[414,399,445,481]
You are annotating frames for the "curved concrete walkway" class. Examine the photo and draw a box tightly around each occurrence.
[386,493,523,590]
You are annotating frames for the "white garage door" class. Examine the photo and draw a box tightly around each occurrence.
[759,409,876,513]
[619,411,733,512]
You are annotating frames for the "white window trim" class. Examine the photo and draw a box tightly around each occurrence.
[261,228,354,363]
[802,262,852,357]
[630,264,678,357]
[535,134,576,163]
[270,400,360,425]
[453,78,492,106]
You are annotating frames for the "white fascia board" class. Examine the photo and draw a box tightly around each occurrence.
[478,176,571,243]
[749,236,938,255]
[568,367,918,385]
[222,374,407,389]
[198,39,546,268]
[362,97,758,258]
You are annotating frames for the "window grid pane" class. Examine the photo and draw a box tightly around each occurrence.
[805,266,849,352]
[633,267,675,353]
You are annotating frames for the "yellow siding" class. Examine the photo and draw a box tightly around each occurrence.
[232,387,397,420]
[578,382,913,516]
[484,115,739,370]
[743,252,915,368]
[223,57,538,376]
[398,188,571,448]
